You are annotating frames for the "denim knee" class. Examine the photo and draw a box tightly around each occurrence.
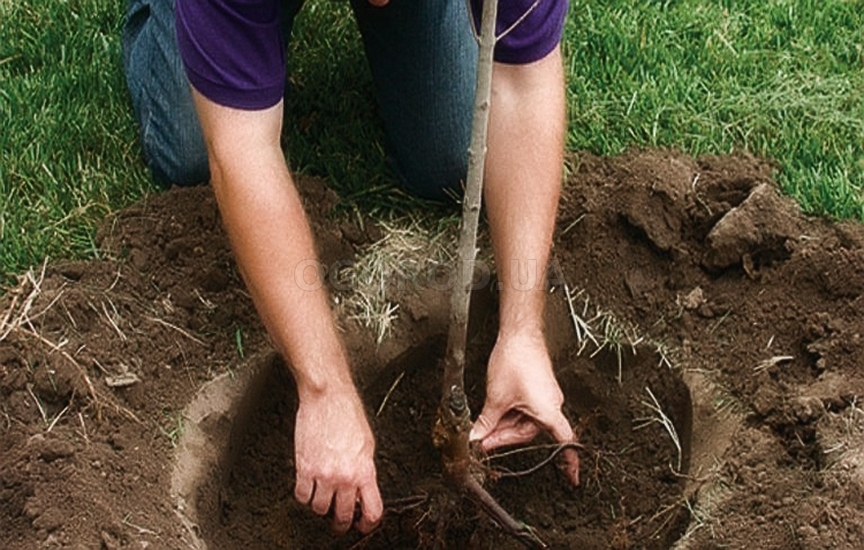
[390,138,468,202]
[123,0,209,187]
[139,107,209,186]
[352,0,476,202]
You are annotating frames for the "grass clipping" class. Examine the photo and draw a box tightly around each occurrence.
[335,217,458,344]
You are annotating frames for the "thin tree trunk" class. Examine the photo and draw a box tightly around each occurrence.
[436,0,499,479]
[433,2,549,547]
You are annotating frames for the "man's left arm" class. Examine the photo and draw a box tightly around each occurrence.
[470,44,580,484]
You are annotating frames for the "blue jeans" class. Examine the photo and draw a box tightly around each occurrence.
[122,0,477,201]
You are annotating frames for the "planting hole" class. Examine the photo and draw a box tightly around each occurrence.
[177,297,698,549]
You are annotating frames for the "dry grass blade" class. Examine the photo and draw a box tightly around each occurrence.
[563,282,598,352]
[1,262,150,425]
[46,405,70,433]
[101,299,127,341]
[375,370,405,417]
[17,321,141,424]
[146,316,205,346]
[0,261,48,342]
[753,355,794,373]
[340,216,456,344]
[26,383,49,425]
[634,387,683,472]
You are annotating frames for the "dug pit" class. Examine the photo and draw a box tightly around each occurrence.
[172,293,706,549]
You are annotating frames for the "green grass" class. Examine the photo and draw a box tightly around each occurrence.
[1,0,154,279]
[563,0,864,218]
[2,0,863,283]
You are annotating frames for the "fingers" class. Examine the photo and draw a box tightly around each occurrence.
[310,480,335,516]
[545,410,576,448]
[327,488,353,534]
[355,482,384,534]
[478,415,541,451]
[473,408,582,486]
[295,475,383,534]
[559,446,581,487]
[294,474,314,506]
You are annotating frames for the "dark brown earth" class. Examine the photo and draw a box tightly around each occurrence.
[2,149,864,549]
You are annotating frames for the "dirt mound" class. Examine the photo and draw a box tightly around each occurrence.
[2,149,863,549]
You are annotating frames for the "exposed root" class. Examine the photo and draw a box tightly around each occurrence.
[464,477,548,549]
[485,442,584,484]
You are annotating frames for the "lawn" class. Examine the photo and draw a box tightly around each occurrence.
[1,0,862,283]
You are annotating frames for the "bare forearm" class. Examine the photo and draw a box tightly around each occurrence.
[215,163,352,393]
[192,91,354,397]
[485,47,565,336]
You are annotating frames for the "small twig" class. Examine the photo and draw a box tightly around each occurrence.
[376,370,405,417]
[753,355,793,373]
[122,513,159,536]
[46,405,70,433]
[101,299,127,341]
[147,316,205,346]
[26,384,49,425]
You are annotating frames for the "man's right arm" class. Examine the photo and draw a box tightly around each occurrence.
[190,89,383,533]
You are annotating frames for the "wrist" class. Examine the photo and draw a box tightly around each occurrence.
[497,286,547,341]
[496,319,545,344]
[279,344,358,401]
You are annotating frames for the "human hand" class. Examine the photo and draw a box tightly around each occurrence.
[293,386,383,533]
[470,331,580,486]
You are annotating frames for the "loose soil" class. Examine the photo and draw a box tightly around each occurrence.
[2,149,864,549]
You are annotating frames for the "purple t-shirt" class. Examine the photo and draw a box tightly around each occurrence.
[177,0,568,111]
[469,0,568,65]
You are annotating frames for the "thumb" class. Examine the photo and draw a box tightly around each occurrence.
[470,405,504,441]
